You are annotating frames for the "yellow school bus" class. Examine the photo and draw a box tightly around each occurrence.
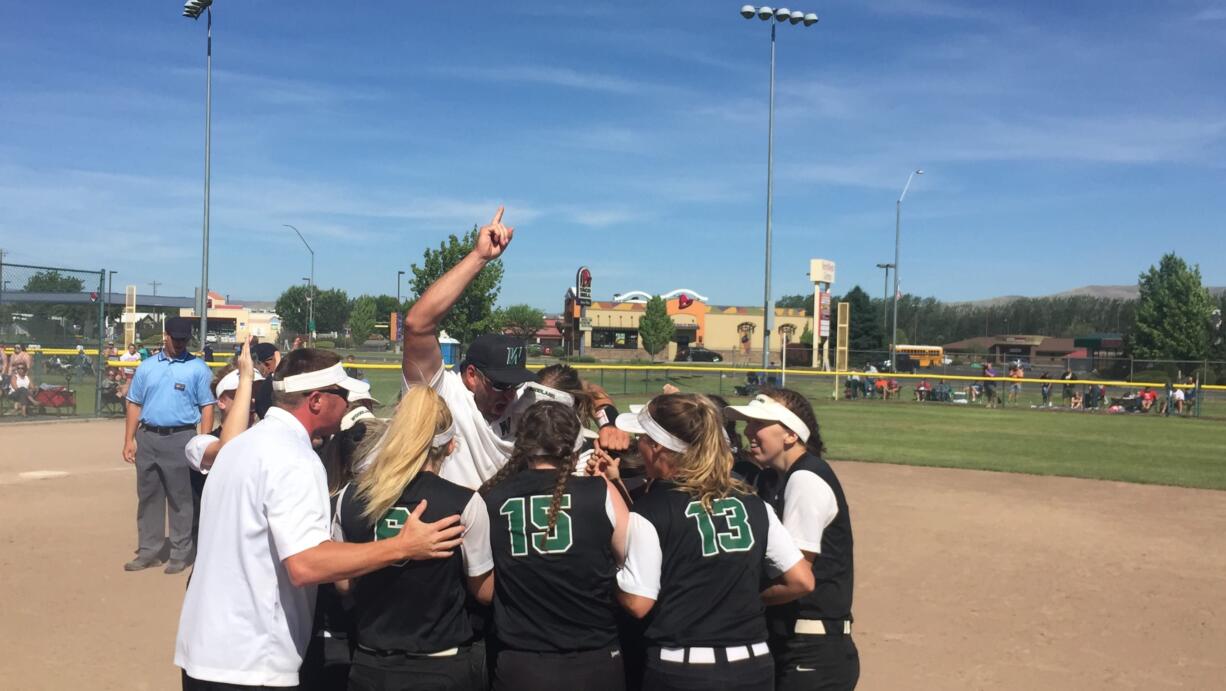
[897,345,946,368]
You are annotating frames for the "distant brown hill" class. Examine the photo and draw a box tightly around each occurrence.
[955,285,1226,307]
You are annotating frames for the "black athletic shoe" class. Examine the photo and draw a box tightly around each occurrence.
[124,556,165,572]
[164,560,190,575]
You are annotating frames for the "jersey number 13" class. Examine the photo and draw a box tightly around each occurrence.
[500,495,573,556]
[685,497,755,557]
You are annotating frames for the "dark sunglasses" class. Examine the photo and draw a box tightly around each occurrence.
[475,368,516,392]
[315,387,349,400]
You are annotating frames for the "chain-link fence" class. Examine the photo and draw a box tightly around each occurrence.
[0,261,110,419]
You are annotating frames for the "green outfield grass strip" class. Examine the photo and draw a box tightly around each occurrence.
[103,358,1225,391]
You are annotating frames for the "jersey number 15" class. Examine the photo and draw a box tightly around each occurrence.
[500,495,573,557]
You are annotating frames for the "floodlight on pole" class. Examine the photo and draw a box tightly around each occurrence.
[738,5,821,370]
[183,0,215,348]
[890,169,923,370]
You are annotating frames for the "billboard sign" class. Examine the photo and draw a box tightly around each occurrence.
[576,266,593,307]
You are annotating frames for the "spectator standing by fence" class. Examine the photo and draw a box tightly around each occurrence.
[1061,368,1075,406]
[120,343,141,378]
[10,344,32,375]
[121,317,216,574]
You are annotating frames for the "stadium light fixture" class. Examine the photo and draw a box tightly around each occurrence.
[891,169,924,370]
[738,5,821,370]
[183,0,212,19]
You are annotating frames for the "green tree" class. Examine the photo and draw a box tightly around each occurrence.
[638,295,675,360]
[275,285,310,336]
[1127,253,1212,361]
[20,270,93,342]
[409,227,504,345]
[775,293,815,314]
[372,294,412,323]
[349,295,378,343]
[313,288,350,334]
[499,304,546,343]
[837,285,881,352]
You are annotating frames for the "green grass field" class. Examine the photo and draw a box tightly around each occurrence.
[358,366,1226,492]
[9,359,1223,492]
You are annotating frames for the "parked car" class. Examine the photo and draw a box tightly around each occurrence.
[676,346,723,363]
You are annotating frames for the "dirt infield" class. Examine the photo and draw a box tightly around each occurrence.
[2,419,1224,690]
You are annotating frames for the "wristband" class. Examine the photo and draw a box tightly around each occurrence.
[595,404,620,428]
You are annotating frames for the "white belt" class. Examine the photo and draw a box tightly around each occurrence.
[795,619,852,635]
[425,647,460,657]
[659,641,769,664]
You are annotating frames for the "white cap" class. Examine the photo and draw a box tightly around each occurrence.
[214,369,265,398]
[723,394,811,442]
[345,379,380,405]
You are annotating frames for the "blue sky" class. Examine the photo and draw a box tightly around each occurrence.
[2,1,1224,310]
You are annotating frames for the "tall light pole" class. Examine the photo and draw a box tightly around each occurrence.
[183,0,214,347]
[285,224,315,345]
[891,169,923,370]
[876,262,893,349]
[740,5,819,370]
[396,270,405,306]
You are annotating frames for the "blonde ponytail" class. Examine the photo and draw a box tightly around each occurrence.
[356,386,452,522]
[650,393,749,511]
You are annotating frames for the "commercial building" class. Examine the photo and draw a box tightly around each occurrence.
[178,292,282,345]
[562,288,811,362]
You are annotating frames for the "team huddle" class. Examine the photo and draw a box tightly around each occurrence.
[147,209,858,691]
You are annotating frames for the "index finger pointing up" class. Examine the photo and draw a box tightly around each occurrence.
[491,206,504,226]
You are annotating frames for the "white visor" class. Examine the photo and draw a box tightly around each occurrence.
[615,407,691,453]
[340,406,376,432]
[518,382,576,409]
[723,394,811,442]
[271,362,365,394]
[432,422,457,449]
[346,379,380,405]
[215,369,265,398]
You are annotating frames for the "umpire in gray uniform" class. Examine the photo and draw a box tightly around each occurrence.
[121,317,216,574]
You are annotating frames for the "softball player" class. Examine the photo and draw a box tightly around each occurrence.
[725,390,859,691]
[335,386,495,691]
[481,400,630,691]
[615,393,814,691]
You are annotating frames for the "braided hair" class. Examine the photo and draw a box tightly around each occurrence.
[480,400,581,533]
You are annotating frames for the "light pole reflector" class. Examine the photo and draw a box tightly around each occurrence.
[789,10,804,24]
[740,5,756,19]
[757,6,774,20]
[803,12,819,26]
[775,7,791,21]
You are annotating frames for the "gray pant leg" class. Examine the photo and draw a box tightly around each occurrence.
[134,428,167,558]
[155,429,197,562]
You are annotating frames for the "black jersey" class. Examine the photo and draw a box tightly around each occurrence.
[338,472,477,653]
[764,453,854,637]
[633,481,773,647]
[485,470,617,652]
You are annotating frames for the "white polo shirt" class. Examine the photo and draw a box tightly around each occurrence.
[174,407,331,687]
[405,367,513,490]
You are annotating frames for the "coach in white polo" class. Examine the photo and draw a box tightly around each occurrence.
[175,348,465,690]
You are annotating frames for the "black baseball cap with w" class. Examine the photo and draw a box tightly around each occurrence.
[461,334,535,388]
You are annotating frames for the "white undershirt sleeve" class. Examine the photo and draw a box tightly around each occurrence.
[764,508,804,578]
[460,493,494,576]
[616,513,662,600]
[184,434,215,474]
[782,470,839,554]
[605,486,617,529]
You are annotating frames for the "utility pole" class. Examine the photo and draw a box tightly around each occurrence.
[149,281,162,296]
